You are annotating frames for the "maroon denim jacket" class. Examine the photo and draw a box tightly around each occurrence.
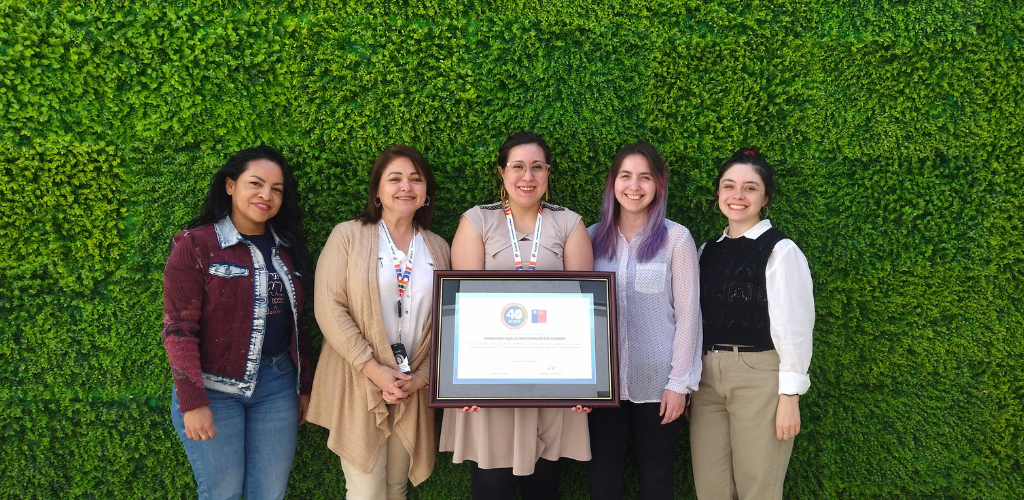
[162,217,313,412]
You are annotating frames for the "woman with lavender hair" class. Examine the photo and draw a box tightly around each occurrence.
[586,141,703,499]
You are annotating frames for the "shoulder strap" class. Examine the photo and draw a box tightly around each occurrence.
[699,236,724,264]
[754,228,788,253]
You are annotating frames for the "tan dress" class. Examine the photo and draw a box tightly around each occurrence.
[438,202,592,475]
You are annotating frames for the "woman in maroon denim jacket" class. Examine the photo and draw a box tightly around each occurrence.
[162,146,314,500]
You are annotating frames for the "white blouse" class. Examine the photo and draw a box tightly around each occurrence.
[376,227,435,356]
[589,220,703,403]
[698,219,815,395]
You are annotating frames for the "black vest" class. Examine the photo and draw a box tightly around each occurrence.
[699,228,788,348]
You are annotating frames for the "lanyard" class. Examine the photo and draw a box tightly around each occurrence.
[503,199,543,271]
[380,221,416,340]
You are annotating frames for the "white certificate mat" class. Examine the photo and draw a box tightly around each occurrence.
[453,292,596,384]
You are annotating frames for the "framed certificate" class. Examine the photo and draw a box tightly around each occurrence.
[427,270,619,408]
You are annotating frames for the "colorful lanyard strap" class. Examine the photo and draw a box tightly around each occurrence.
[503,199,543,271]
[379,221,417,339]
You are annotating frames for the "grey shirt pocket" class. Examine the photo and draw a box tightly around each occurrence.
[634,262,666,294]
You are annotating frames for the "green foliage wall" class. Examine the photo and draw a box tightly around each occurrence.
[2,0,1021,497]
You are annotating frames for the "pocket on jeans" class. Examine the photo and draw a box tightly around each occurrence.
[738,351,780,373]
[272,357,296,376]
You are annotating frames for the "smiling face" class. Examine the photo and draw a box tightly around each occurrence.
[500,143,550,209]
[225,158,284,235]
[614,154,657,219]
[717,162,769,235]
[378,155,427,222]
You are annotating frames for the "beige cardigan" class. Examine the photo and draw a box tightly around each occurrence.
[307,219,451,485]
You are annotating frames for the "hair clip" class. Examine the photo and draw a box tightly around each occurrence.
[743,151,756,156]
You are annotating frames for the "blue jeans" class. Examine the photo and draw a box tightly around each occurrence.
[171,352,299,500]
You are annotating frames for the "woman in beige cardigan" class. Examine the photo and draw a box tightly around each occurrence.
[308,145,451,499]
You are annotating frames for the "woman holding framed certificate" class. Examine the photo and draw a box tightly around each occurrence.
[307,146,451,499]
[690,147,814,500]
[439,131,594,500]
[585,141,703,499]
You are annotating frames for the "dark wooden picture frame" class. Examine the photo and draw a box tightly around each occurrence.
[427,270,619,408]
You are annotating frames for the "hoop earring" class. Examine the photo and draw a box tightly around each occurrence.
[374,197,382,208]
[761,204,769,217]
[422,196,430,207]
[500,186,507,202]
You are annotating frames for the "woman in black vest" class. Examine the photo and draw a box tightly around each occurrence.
[689,147,814,500]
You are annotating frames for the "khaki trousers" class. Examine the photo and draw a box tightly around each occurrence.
[690,348,795,500]
[340,407,412,500]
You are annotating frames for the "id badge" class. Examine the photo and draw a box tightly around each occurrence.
[390,342,411,373]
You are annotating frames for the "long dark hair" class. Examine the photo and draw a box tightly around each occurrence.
[714,146,776,210]
[591,141,669,262]
[186,145,313,283]
[356,145,436,229]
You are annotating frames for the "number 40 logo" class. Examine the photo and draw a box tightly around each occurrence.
[500,303,527,329]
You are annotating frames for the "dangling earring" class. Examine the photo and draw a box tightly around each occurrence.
[545,188,549,202]
[500,186,507,202]
[374,197,382,208]
[422,196,430,207]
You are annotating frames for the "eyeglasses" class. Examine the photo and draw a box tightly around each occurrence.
[504,162,550,176]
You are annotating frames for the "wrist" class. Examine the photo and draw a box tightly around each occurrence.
[361,359,382,378]
[184,404,209,415]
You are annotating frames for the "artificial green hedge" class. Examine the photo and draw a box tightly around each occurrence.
[2,0,1021,498]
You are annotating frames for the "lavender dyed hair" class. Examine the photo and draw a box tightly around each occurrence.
[591,141,669,263]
